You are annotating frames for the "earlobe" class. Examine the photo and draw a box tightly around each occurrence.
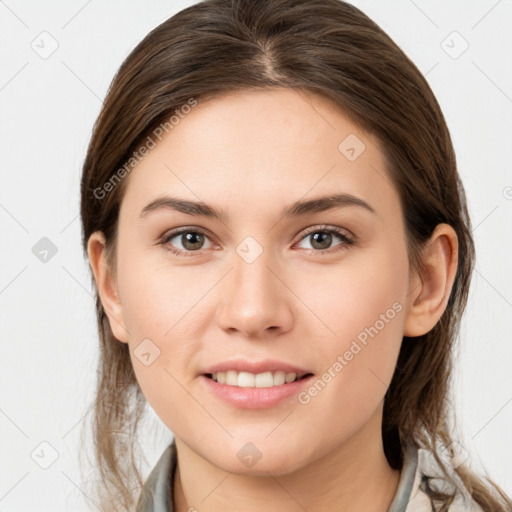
[403,223,459,337]
[87,231,129,344]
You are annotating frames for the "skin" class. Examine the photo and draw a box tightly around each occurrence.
[88,88,458,512]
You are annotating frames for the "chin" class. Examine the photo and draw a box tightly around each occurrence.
[209,441,309,477]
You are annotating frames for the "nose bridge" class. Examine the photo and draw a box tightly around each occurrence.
[234,241,274,300]
[216,236,292,336]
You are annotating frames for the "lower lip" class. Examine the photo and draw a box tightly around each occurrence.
[200,374,314,409]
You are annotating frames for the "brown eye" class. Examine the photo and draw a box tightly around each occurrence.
[308,231,334,250]
[160,228,214,257]
[295,226,355,254]
[178,232,205,251]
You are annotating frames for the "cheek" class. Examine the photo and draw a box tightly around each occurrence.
[295,241,408,411]
[116,243,210,339]
[116,265,205,430]
[113,244,204,402]
[296,240,408,348]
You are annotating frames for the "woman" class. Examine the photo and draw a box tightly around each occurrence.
[79,0,511,510]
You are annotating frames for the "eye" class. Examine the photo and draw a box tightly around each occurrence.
[294,225,355,255]
[159,225,355,257]
[160,227,214,257]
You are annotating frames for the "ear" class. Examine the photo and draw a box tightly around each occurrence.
[87,231,129,344]
[404,223,459,337]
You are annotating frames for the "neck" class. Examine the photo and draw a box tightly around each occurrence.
[172,407,400,512]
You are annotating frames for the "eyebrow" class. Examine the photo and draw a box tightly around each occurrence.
[139,192,376,221]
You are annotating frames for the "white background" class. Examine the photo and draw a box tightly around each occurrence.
[1,0,511,510]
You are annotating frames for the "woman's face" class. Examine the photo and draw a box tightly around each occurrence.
[106,88,415,475]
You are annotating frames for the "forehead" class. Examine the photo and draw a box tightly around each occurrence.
[120,88,400,224]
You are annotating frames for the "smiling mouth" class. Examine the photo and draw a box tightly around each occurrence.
[205,370,314,388]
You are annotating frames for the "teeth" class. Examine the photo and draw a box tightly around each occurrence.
[226,370,238,386]
[285,372,297,383]
[210,370,300,387]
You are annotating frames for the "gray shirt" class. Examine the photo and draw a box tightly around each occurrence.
[135,439,483,511]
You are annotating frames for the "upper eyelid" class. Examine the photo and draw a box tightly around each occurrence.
[161,226,212,242]
[299,224,353,239]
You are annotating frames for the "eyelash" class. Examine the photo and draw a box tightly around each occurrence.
[159,224,355,258]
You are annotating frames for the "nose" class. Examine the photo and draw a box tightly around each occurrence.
[216,246,294,338]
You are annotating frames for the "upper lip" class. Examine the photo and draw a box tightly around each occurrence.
[202,359,313,378]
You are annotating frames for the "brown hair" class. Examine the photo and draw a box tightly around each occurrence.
[79,1,511,510]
